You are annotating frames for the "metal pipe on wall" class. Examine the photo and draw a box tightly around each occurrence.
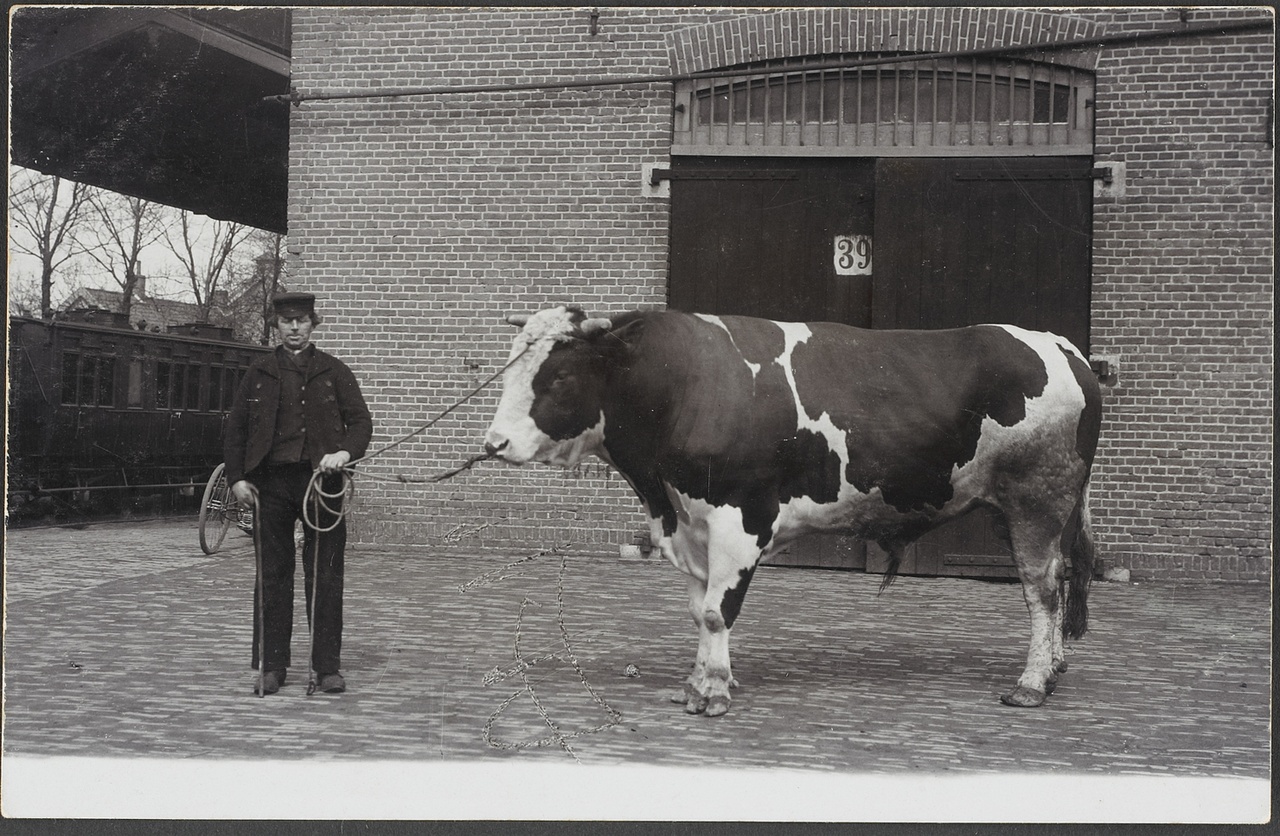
[267,17,1273,106]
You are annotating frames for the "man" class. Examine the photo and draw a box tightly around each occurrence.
[224,292,373,695]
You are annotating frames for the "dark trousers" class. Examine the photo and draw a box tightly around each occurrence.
[249,462,346,675]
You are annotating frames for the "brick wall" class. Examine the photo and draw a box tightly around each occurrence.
[666,7,1104,74]
[289,7,1273,580]
[1085,7,1273,580]
[288,8,681,556]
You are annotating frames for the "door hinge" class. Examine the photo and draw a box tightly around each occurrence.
[954,167,1114,184]
[648,168,799,186]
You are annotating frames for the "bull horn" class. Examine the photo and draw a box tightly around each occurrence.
[505,313,530,327]
[580,317,612,336]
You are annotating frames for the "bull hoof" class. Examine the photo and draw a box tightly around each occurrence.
[1000,686,1048,707]
[705,696,730,717]
[1054,660,1069,674]
[684,695,708,714]
[669,688,689,704]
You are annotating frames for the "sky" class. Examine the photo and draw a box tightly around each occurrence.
[7,167,268,313]
[8,244,196,309]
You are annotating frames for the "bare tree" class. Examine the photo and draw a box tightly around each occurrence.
[245,230,287,344]
[216,230,288,343]
[7,271,43,317]
[164,210,254,323]
[78,189,171,319]
[7,167,91,318]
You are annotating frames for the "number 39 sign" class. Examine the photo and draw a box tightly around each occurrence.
[833,234,872,276]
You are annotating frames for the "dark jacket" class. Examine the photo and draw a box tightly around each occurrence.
[224,346,373,485]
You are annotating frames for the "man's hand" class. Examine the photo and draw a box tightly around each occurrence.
[231,480,258,506]
[318,450,352,474]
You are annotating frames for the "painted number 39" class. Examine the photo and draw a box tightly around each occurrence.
[833,234,872,276]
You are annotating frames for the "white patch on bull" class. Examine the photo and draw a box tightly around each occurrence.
[772,322,815,426]
[951,326,1089,502]
[660,478,757,570]
[765,321,890,538]
[486,306,601,464]
[695,313,761,379]
[645,514,682,572]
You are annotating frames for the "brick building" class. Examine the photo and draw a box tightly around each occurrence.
[66,276,234,334]
[283,7,1272,581]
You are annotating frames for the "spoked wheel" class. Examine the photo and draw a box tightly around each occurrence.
[198,463,237,555]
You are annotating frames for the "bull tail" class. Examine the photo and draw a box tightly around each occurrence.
[876,545,902,595]
[1063,482,1095,640]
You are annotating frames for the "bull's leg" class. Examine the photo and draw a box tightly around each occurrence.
[649,520,708,708]
[668,570,742,708]
[1050,582,1068,683]
[670,574,713,713]
[669,572,737,716]
[1003,517,1069,708]
[653,524,713,710]
[675,510,761,717]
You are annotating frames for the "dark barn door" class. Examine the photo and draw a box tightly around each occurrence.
[667,155,1092,577]
[668,156,875,328]
[874,157,1092,351]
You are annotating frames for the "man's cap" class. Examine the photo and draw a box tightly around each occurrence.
[272,292,316,317]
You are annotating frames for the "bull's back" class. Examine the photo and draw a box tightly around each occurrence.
[611,312,1095,537]
[633,312,1091,458]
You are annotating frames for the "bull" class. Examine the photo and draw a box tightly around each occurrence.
[483,305,1101,716]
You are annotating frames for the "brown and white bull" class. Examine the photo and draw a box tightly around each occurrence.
[484,305,1101,716]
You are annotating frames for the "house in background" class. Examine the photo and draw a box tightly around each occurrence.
[63,274,249,343]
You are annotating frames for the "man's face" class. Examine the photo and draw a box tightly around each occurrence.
[276,314,314,351]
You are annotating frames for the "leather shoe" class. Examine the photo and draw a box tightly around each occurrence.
[255,669,286,695]
[316,672,346,693]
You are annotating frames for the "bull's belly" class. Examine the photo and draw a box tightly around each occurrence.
[651,468,1000,574]
[769,483,985,552]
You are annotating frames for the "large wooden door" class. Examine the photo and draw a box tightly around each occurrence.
[666,155,1093,577]
[668,156,875,327]
[874,156,1092,351]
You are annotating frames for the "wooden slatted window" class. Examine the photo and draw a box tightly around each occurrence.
[59,351,117,407]
[674,56,1093,156]
[156,361,173,409]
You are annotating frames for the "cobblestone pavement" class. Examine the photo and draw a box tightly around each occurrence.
[2,519,1271,820]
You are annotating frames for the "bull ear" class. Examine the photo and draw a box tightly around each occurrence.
[505,314,529,327]
[579,317,613,336]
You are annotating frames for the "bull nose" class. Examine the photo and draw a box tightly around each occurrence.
[484,439,509,457]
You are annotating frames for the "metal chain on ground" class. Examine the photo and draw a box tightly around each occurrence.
[457,543,566,593]
[473,549,623,760]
